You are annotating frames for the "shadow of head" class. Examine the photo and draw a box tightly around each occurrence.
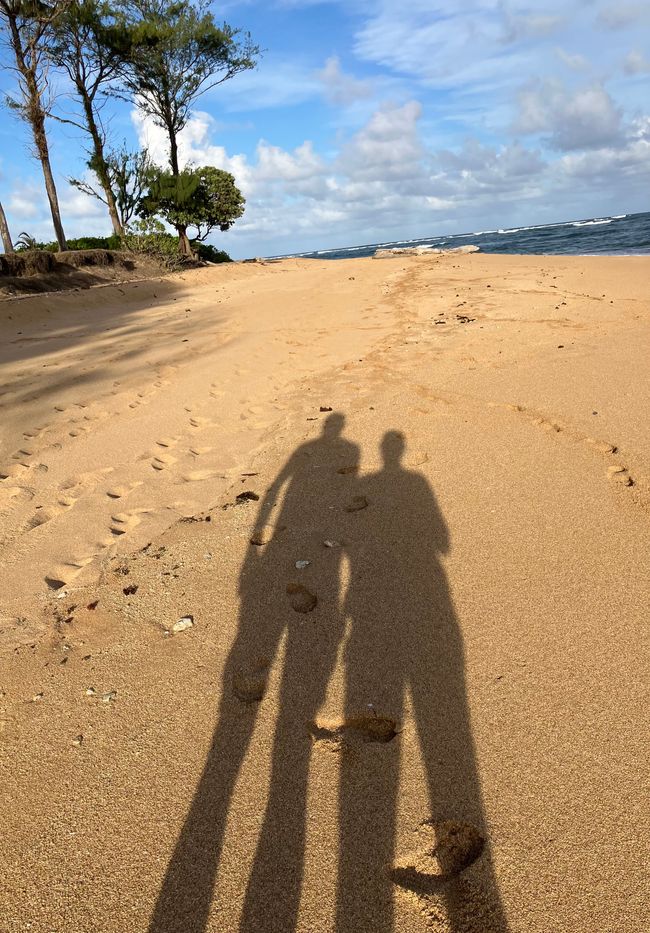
[322,411,346,439]
[381,429,406,467]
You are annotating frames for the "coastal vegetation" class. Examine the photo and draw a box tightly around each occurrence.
[0,0,259,257]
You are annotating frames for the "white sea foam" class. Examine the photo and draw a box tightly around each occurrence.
[573,219,612,227]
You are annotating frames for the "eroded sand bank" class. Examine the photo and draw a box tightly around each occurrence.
[1,254,648,932]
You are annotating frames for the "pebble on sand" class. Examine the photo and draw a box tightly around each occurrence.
[172,615,194,633]
[346,495,369,512]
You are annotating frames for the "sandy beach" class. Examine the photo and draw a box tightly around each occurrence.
[1,252,648,932]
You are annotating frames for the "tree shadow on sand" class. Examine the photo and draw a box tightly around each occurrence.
[148,419,508,933]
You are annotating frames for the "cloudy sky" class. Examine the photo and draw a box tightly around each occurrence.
[1,0,649,257]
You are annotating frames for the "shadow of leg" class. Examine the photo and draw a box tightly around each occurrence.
[336,698,402,933]
[406,634,510,933]
[148,686,262,933]
[239,635,339,933]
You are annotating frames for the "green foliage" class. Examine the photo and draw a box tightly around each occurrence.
[69,146,152,229]
[194,242,231,263]
[139,165,245,247]
[14,233,123,252]
[68,234,123,249]
[15,232,39,251]
[113,0,259,169]
[121,217,185,268]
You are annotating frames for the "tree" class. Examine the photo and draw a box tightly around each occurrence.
[115,0,259,175]
[139,165,244,256]
[0,0,70,250]
[47,0,129,236]
[69,144,152,231]
[0,197,14,252]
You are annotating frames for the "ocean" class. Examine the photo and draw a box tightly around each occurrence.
[280,210,650,261]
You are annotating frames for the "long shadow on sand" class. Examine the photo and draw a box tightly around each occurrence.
[148,419,508,933]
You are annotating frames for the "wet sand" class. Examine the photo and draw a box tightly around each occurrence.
[1,253,648,932]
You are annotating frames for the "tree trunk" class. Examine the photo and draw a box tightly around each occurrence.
[169,128,180,176]
[33,109,67,251]
[168,123,189,256]
[5,12,67,250]
[81,93,123,237]
[177,224,193,257]
[3,7,68,251]
[0,199,14,253]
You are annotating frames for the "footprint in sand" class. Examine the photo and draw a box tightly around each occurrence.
[0,461,48,481]
[26,506,61,530]
[156,436,178,449]
[188,415,212,429]
[0,484,35,510]
[391,820,485,893]
[109,509,149,536]
[286,583,318,613]
[308,714,398,747]
[534,417,564,433]
[105,481,143,500]
[233,659,270,703]
[68,425,91,438]
[178,468,226,483]
[150,453,177,472]
[586,437,617,455]
[60,467,113,498]
[44,555,96,591]
[607,465,634,487]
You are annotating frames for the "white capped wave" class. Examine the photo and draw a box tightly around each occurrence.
[573,219,612,227]
[612,214,627,219]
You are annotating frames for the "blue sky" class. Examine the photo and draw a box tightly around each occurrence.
[1,0,649,257]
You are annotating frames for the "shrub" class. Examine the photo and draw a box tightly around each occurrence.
[64,235,123,251]
[121,219,186,270]
[194,242,231,263]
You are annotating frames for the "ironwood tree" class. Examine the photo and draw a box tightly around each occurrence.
[47,0,129,235]
[69,144,152,233]
[0,0,70,250]
[115,0,259,176]
[0,197,14,252]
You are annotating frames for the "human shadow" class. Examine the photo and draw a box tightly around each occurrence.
[336,431,508,932]
[149,413,359,933]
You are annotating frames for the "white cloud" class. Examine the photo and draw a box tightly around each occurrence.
[129,100,554,255]
[5,176,109,243]
[623,50,650,75]
[501,11,564,44]
[317,56,372,105]
[351,1,579,91]
[515,81,623,150]
[597,3,650,31]
[555,48,589,71]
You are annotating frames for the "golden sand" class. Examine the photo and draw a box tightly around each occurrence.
[1,254,648,932]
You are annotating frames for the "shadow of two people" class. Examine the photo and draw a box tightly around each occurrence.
[148,413,508,933]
